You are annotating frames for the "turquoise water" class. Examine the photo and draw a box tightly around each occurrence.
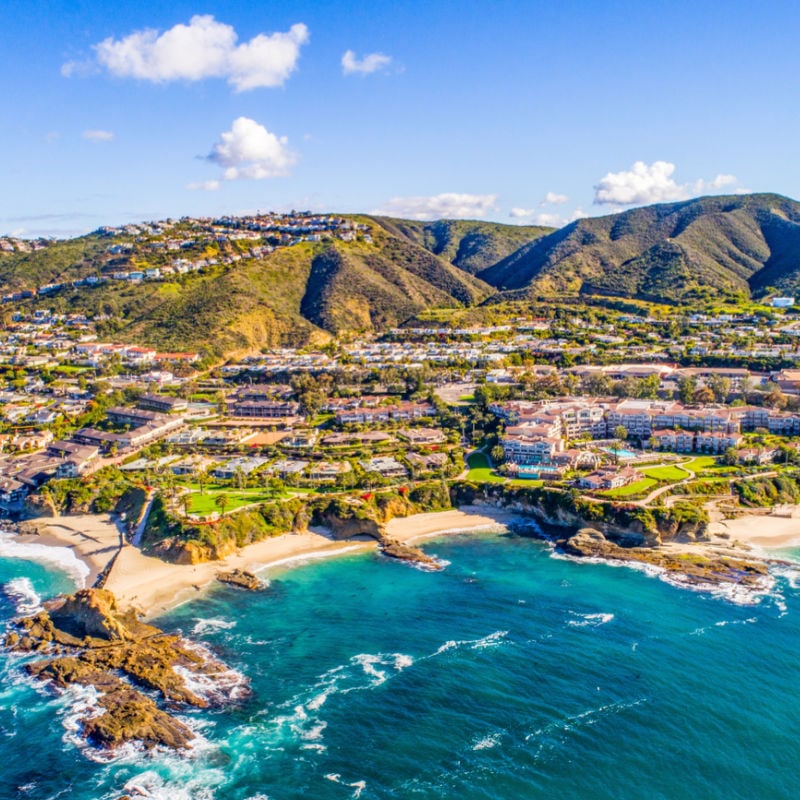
[1,529,800,799]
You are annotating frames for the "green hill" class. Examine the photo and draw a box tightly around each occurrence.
[0,217,495,358]
[481,193,800,302]
[370,217,553,275]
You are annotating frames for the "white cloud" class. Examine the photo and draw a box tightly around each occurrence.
[693,173,737,193]
[594,160,742,206]
[374,193,498,220]
[594,161,686,205]
[534,212,568,227]
[82,129,114,142]
[186,180,221,191]
[88,15,308,92]
[341,49,392,76]
[542,191,568,205]
[207,117,297,181]
[510,206,588,228]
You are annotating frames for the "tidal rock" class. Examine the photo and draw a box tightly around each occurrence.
[379,537,443,570]
[217,569,264,591]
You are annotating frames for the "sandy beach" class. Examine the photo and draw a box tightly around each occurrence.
[707,509,800,550]
[386,506,520,543]
[17,514,125,585]
[104,532,374,619]
[107,507,520,617]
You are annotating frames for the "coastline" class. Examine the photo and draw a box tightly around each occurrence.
[5,508,519,619]
[4,503,800,619]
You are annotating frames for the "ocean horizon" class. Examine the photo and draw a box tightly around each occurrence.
[1,526,799,800]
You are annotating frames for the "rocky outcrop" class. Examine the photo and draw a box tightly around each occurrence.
[378,537,443,570]
[4,588,245,754]
[217,569,264,591]
[49,589,137,641]
[561,527,768,588]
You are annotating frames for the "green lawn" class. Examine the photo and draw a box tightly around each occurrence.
[642,465,689,482]
[601,477,658,498]
[683,456,721,472]
[466,452,506,483]
[186,488,280,515]
[181,484,314,513]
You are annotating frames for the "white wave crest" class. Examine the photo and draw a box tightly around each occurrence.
[324,773,367,797]
[122,767,223,800]
[3,577,42,615]
[268,651,414,748]
[174,641,250,704]
[433,630,509,656]
[472,731,502,750]
[0,530,89,587]
[191,617,237,636]
[568,612,614,628]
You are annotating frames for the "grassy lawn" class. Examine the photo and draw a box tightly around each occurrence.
[458,394,475,402]
[642,465,689,482]
[186,487,286,515]
[508,479,544,488]
[684,456,722,472]
[601,477,658,498]
[466,452,506,483]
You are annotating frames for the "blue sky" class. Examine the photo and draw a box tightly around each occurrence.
[2,0,799,237]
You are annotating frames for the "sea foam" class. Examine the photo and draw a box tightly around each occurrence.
[0,530,89,587]
[2,577,43,615]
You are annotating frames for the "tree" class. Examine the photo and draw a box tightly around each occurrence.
[197,469,209,495]
[490,445,505,464]
[677,375,697,404]
[233,467,248,490]
[693,386,715,405]
[214,493,229,517]
[740,374,753,403]
[765,385,788,410]
[708,375,731,404]
[181,494,192,517]
[722,447,739,466]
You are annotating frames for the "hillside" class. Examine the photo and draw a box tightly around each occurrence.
[370,217,553,275]
[0,216,494,358]
[481,193,800,302]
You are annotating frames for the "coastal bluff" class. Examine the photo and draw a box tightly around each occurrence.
[4,588,246,753]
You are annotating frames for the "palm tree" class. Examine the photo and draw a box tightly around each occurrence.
[214,493,229,517]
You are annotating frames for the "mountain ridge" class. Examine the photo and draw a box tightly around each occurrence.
[4,194,800,359]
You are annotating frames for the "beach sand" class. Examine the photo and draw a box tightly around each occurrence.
[17,514,124,585]
[707,511,800,549]
[385,506,519,544]
[104,532,374,619]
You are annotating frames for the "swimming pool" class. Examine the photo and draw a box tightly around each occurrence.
[602,447,638,460]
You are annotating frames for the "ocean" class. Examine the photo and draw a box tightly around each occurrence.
[1,527,799,800]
